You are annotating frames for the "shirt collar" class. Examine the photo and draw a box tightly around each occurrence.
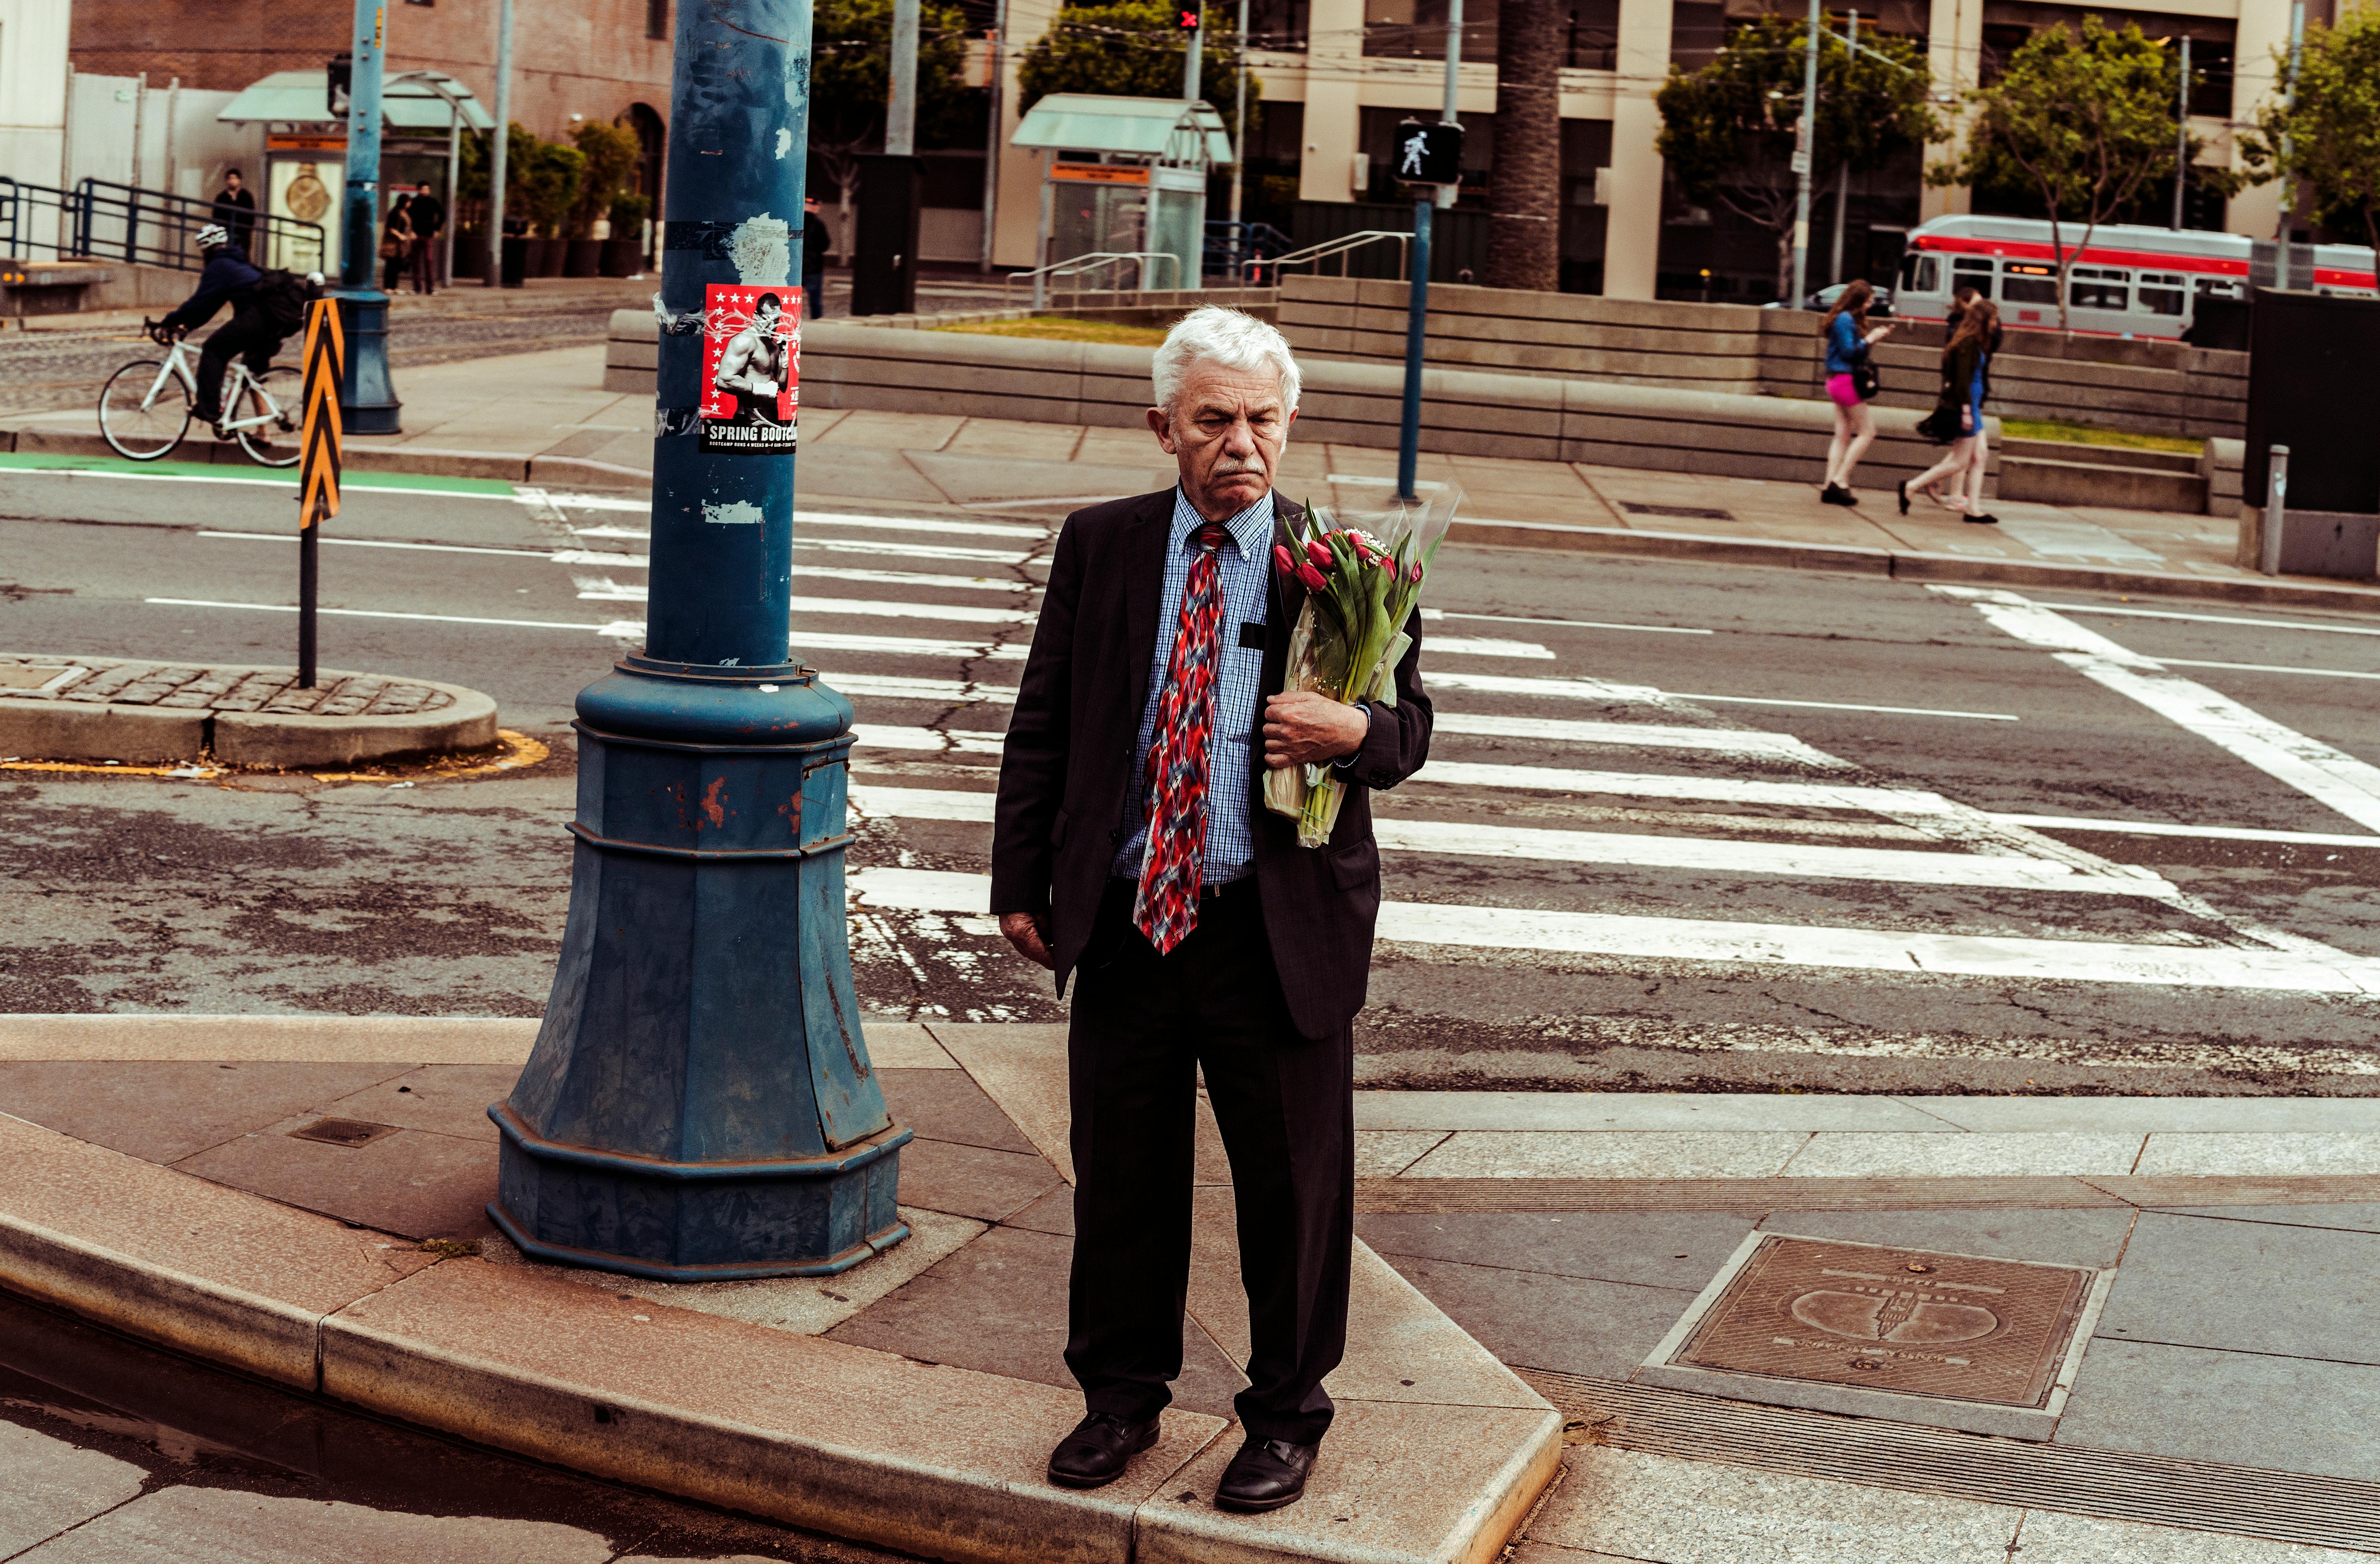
[1171,485,1275,559]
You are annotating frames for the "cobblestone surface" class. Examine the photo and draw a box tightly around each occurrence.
[0,655,453,716]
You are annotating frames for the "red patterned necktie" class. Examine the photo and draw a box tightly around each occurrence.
[1134,521,1233,955]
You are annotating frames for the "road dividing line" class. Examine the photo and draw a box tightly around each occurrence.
[2039,602,2380,639]
[846,784,2176,895]
[2154,658,2380,682]
[1942,586,2380,834]
[846,867,2380,993]
[1424,636,1556,661]
[1425,669,2020,721]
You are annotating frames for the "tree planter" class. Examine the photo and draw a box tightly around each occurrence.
[530,237,566,277]
[600,237,644,277]
[564,239,604,277]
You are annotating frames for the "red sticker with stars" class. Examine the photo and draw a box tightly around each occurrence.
[698,282,800,453]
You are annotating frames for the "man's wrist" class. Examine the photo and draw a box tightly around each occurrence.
[1331,703,1372,769]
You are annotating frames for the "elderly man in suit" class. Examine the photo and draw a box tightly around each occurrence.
[991,306,1431,1513]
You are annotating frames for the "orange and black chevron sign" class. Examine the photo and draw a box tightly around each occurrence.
[299,298,344,527]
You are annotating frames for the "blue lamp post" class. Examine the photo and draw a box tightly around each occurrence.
[485,0,909,1281]
[332,0,401,433]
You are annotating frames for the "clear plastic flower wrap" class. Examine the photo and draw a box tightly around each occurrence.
[1263,487,1460,847]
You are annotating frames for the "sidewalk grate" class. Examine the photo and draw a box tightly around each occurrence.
[289,1117,401,1149]
[1527,1368,2380,1555]
[1620,501,1736,521]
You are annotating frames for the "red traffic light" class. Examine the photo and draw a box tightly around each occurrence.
[1175,6,1202,26]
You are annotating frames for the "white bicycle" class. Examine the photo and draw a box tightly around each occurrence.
[99,319,301,468]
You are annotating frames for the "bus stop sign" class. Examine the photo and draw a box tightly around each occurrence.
[1394,121,1463,187]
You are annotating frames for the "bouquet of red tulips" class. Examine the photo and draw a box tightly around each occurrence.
[1264,488,1458,847]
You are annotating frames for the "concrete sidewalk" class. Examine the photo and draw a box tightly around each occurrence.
[2,1014,2375,1562]
[6,342,2377,615]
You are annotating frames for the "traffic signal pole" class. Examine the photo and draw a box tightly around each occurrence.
[1788,0,1819,307]
[486,0,911,1281]
[1395,0,1461,502]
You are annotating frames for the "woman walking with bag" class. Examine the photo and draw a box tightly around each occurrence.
[1819,280,1894,506]
[380,194,416,294]
[1899,298,2000,526]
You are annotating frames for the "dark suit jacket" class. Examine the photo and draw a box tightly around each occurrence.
[990,488,1432,1039]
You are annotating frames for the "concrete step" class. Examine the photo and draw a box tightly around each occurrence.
[1998,454,2206,514]
[2000,436,2201,475]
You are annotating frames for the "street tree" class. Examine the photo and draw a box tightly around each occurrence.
[569,119,643,237]
[1016,2,1254,146]
[2238,9,2380,253]
[1657,14,1936,303]
[810,0,976,229]
[1932,15,2233,329]
[1485,0,1560,291]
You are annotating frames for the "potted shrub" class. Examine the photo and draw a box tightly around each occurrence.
[569,119,641,278]
[522,136,585,277]
[603,193,651,276]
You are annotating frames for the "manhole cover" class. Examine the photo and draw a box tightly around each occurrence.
[289,1117,399,1148]
[1638,1235,2110,1440]
[1620,501,1734,521]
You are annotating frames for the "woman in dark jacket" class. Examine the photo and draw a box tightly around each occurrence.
[1900,299,2000,525]
[380,195,416,294]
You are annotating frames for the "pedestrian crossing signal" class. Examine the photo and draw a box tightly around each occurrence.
[1175,5,1201,26]
[1394,120,1464,187]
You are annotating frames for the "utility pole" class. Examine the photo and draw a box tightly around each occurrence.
[1828,12,1851,288]
[2171,33,2190,229]
[1788,0,1818,306]
[488,0,911,1282]
[888,0,919,155]
[855,0,923,312]
[333,0,400,432]
[1438,0,1461,209]
[2274,0,2304,289]
[979,0,1006,273]
[1183,5,1204,102]
[1226,0,1249,277]
[486,0,514,287]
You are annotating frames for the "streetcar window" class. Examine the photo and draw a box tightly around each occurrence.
[1952,257,1995,297]
[2001,262,2059,304]
[1899,254,1940,294]
[2195,277,2245,300]
[2069,265,2130,311]
[2138,271,2186,316]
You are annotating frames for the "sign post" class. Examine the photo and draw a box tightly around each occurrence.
[297,297,345,689]
[1393,119,1462,503]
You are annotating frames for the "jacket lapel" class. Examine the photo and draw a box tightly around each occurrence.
[1122,489,1173,687]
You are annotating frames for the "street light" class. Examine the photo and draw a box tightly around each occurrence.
[486,0,911,1281]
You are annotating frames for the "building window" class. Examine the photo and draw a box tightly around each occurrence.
[648,0,669,39]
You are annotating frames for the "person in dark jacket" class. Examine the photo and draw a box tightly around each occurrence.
[1899,298,2000,524]
[381,194,417,294]
[159,223,281,435]
[406,184,445,294]
[211,169,257,256]
[801,194,831,319]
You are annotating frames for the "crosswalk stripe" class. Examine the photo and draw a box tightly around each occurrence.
[1410,760,1948,811]
[846,867,2380,994]
[800,510,1050,541]
[805,634,1028,661]
[853,724,1008,754]
[844,784,2174,895]
[799,537,1034,565]
[1425,636,1554,661]
[1427,713,1851,767]
[1427,670,2020,722]
[832,673,1017,704]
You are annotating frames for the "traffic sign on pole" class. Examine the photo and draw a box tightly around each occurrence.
[297,297,344,689]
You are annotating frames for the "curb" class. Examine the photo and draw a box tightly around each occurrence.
[0,659,499,768]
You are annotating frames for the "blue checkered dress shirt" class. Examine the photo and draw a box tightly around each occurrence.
[1114,486,1278,886]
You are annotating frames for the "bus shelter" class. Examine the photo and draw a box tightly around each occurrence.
[1010,95,1233,295]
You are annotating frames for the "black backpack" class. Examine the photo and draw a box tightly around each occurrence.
[252,268,320,335]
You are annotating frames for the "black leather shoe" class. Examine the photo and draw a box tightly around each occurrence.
[1215,1436,1320,1513]
[1047,1412,1161,1489]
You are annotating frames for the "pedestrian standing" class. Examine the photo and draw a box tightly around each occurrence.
[211,169,258,258]
[407,183,446,294]
[802,194,831,320]
[380,194,417,294]
[1899,298,2000,526]
[1818,279,1894,506]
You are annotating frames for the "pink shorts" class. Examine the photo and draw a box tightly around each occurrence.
[1826,372,1861,409]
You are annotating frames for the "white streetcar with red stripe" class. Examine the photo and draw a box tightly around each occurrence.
[1893,214,2378,340]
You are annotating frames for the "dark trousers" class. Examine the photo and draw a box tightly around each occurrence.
[195,307,279,422]
[803,268,825,319]
[410,236,438,293]
[1064,879,1354,1444]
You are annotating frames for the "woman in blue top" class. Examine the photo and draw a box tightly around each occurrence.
[1819,280,1895,506]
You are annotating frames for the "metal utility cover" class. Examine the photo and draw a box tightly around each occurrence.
[1637,1234,2115,1441]
[290,1117,398,1149]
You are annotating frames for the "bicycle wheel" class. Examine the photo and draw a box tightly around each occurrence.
[232,366,303,469]
[98,359,192,460]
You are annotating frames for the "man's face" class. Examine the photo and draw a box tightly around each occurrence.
[225,173,242,191]
[1148,358,1295,521]
[756,300,780,332]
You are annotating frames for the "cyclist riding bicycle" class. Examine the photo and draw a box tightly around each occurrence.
[156,223,289,440]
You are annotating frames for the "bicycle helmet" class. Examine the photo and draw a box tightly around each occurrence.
[194,223,230,251]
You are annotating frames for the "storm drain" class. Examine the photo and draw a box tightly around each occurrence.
[289,1117,400,1148]
[1528,1367,2380,1556]
[1619,501,1735,521]
[1636,1235,2109,1440]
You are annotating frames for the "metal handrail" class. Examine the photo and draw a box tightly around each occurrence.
[0,175,327,275]
[1266,230,1413,282]
[1205,219,1293,285]
[1003,250,1183,312]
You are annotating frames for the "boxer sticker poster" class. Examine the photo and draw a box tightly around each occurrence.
[699,284,799,453]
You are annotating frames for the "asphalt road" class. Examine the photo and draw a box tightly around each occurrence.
[7,452,2380,1094]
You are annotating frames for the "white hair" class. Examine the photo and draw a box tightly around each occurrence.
[1151,306,1301,419]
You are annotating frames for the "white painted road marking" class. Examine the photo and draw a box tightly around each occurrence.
[1421,609,1716,636]
[848,867,2380,994]
[146,598,616,633]
[2039,602,2380,639]
[1428,713,1853,767]
[1426,669,2020,722]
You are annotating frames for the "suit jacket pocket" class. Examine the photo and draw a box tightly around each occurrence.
[1327,839,1378,891]
[1051,808,1070,848]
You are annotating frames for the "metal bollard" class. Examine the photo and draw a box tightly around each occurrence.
[2261,444,2290,576]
